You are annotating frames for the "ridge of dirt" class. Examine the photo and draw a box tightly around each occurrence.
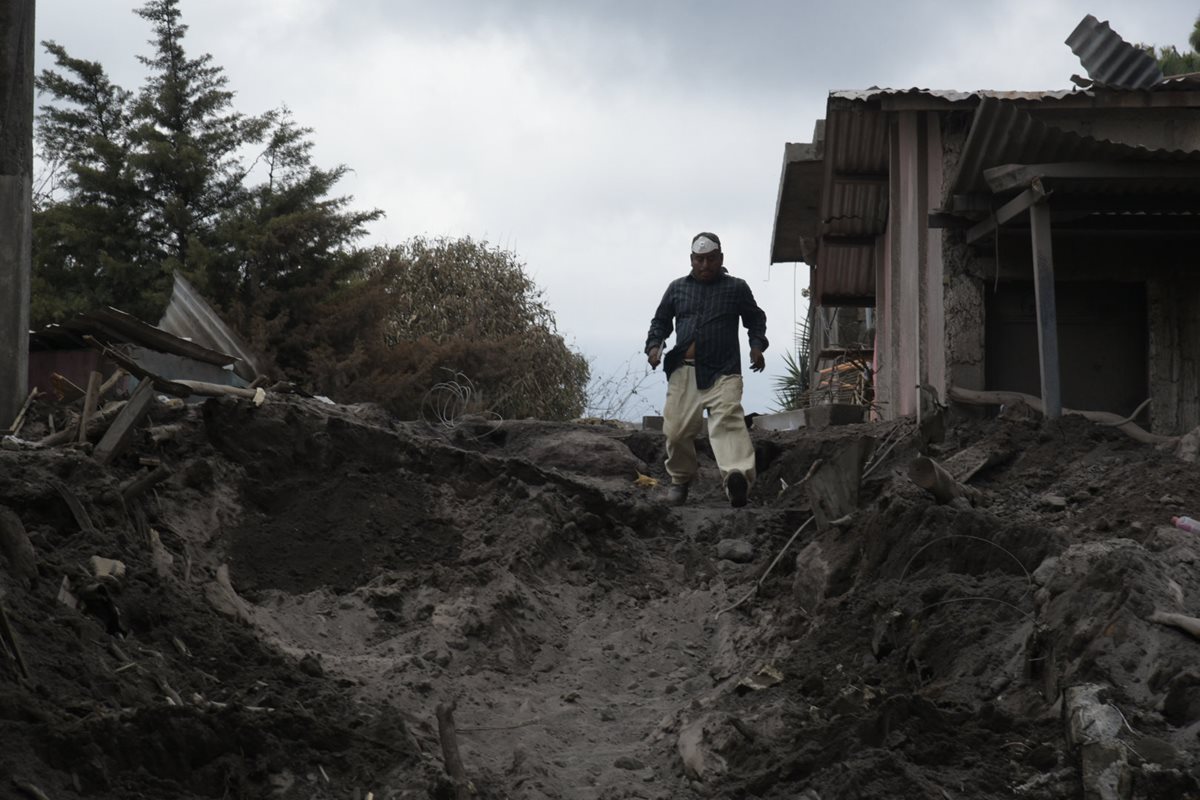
[3,395,1200,798]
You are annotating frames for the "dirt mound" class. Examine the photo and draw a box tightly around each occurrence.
[3,395,1200,798]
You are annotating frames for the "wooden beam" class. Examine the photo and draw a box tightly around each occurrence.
[78,371,102,444]
[984,161,1200,194]
[94,379,156,466]
[966,185,1046,245]
[1029,197,1062,419]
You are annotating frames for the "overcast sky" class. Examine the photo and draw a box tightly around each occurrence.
[32,1,1200,418]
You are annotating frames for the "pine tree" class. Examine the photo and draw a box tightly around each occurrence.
[129,0,261,273]
[32,42,151,322]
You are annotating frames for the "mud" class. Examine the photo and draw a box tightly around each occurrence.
[3,395,1200,798]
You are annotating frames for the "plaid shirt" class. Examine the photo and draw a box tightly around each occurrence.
[645,270,768,390]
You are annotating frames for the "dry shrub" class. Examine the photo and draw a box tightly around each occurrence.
[303,237,588,420]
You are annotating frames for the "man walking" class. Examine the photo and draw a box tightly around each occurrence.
[645,232,768,507]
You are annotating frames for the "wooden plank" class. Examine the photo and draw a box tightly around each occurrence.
[966,186,1044,245]
[78,371,102,443]
[983,161,1200,194]
[1029,198,1062,418]
[94,379,156,466]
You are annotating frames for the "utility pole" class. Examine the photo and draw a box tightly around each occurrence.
[0,0,35,426]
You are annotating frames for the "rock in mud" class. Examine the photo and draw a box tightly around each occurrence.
[716,539,754,563]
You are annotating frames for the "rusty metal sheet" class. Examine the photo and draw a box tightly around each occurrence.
[1066,14,1163,91]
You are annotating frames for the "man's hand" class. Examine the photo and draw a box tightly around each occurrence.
[647,345,662,370]
[749,347,765,373]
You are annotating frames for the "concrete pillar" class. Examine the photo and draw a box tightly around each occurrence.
[0,0,35,426]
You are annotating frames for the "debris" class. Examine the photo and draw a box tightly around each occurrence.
[614,756,645,770]
[174,380,267,406]
[78,371,103,444]
[51,372,85,403]
[56,576,77,609]
[94,379,158,465]
[11,778,52,800]
[716,516,815,618]
[948,386,1176,446]
[1171,516,1200,534]
[120,464,173,503]
[435,700,473,800]
[634,473,659,488]
[4,388,38,437]
[89,556,127,581]
[1064,684,1129,800]
[736,663,784,692]
[204,565,254,626]
[148,529,175,579]
[908,455,982,506]
[49,479,101,535]
[1148,610,1200,640]
[0,506,37,584]
[716,539,754,563]
[0,598,30,680]
[38,400,126,447]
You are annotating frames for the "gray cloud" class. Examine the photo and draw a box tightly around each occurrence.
[32,1,1200,416]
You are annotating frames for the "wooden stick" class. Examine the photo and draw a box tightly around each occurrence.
[0,599,30,680]
[120,464,173,502]
[1149,610,1200,640]
[908,455,981,505]
[37,401,125,447]
[173,380,266,404]
[5,388,37,436]
[11,778,51,800]
[947,386,1175,445]
[435,701,472,800]
[98,368,127,399]
[78,371,103,443]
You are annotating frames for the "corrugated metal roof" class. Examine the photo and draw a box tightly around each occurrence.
[770,141,823,263]
[811,242,874,305]
[1066,14,1163,91]
[829,88,1079,103]
[159,274,260,381]
[30,306,239,368]
[947,96,1200,198]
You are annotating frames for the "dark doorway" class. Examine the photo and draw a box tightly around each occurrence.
[985,281,1147,416]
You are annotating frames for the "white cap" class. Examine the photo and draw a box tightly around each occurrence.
[691,235,720,255]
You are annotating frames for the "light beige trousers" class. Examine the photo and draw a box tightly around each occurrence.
[662,367,756,489]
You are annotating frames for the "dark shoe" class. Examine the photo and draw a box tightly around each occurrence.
[666,482,690,506]
[726,471,749,508]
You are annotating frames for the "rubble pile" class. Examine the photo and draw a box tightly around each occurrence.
[3,384,1200,799]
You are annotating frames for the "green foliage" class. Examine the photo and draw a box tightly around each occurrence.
[32,0,377,368]
[1143,15,1200,76]
[303,238,590,421]
[771,349,810,412]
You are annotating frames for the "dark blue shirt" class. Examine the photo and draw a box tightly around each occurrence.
[645,270,768,390]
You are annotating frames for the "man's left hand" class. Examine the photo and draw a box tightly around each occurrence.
[749,348,765,372]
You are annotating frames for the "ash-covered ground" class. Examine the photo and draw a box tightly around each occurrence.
[3,393,1200,799]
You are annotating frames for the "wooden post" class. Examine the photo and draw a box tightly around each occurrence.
[0,0,35,426]
[78,371,103,443]
[1028,195,1062,419]
[94,380,156,465]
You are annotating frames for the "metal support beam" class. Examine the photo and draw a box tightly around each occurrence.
[0,0,35,426]
[1029,197,1062,419]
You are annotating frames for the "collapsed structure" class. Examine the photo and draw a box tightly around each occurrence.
[772,15,1200,434]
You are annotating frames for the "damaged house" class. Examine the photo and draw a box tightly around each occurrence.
[771,15,1200,435]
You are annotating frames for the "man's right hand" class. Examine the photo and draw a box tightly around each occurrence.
[647,345,662,370]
